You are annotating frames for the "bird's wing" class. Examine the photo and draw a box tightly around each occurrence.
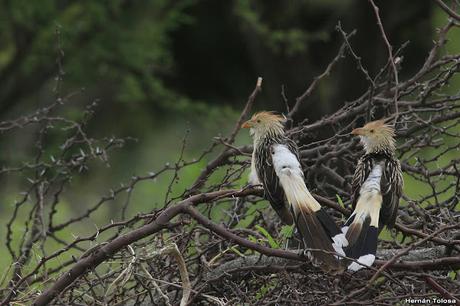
[255,140,293,225]
[351,155,373,210]
[272,140,346,244]
[379,158,403,228]
[271,142,346,272]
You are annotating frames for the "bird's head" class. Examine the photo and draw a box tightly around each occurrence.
[242,111,286,139]
[351,119,396,153]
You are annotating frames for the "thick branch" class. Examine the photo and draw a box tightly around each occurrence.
[206,246,459,281]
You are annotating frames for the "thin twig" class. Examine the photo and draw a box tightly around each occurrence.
[369,0,400,124]
[434,0,460,21]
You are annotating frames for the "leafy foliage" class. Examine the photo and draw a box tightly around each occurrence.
[0,1,192,112]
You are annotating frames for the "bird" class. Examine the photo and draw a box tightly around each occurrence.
[343,119,403,271]
[242,111,347,272]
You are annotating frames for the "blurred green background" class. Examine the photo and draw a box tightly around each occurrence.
[1,0,459,271]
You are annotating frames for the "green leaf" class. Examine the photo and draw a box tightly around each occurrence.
[248,235,258,243]
[279,224,295,239]
[255,225,280,249]
[255,279,277,300]
[230,246,245,257]
[336,194,345,208]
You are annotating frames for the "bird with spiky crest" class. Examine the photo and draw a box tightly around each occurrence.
[344,119,403,271]
[242,111,347,273]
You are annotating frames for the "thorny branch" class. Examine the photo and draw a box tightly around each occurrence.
[369,0,400,124]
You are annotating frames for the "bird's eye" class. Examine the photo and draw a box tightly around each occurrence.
[256,119,261,123]
[370,129,374,133]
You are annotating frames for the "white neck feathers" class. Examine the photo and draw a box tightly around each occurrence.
[361,136,395,154]
[252,124,284,147]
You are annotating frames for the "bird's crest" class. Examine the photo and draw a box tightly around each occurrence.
[251,111,286,124]
[362,119,395,137]
[352,118,396,153]
[243,111,286,140]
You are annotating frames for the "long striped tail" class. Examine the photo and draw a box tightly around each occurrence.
[343,191,381,271]
[278,169,347,273]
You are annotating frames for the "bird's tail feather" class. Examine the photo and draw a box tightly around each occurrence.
[343,192,381,271]
[293,205,345,272]
[345,222,378,271]
[279,169,346,272]
[345,212,369,247]
[316,208,348,251]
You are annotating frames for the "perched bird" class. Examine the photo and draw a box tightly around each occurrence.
[242,111,347,272]
[344,119,403,271]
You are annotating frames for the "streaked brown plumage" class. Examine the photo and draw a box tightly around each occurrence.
[243,111,347,273]
[344,119,403,271]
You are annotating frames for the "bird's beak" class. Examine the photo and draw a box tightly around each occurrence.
[351,128,365,135]
[242,120,252,129]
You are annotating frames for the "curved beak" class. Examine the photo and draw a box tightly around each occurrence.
[242,120,252,129]
[351,128,365,135]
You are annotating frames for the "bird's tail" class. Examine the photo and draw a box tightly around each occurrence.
[343,192,382,271]
[278,169,347,273]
